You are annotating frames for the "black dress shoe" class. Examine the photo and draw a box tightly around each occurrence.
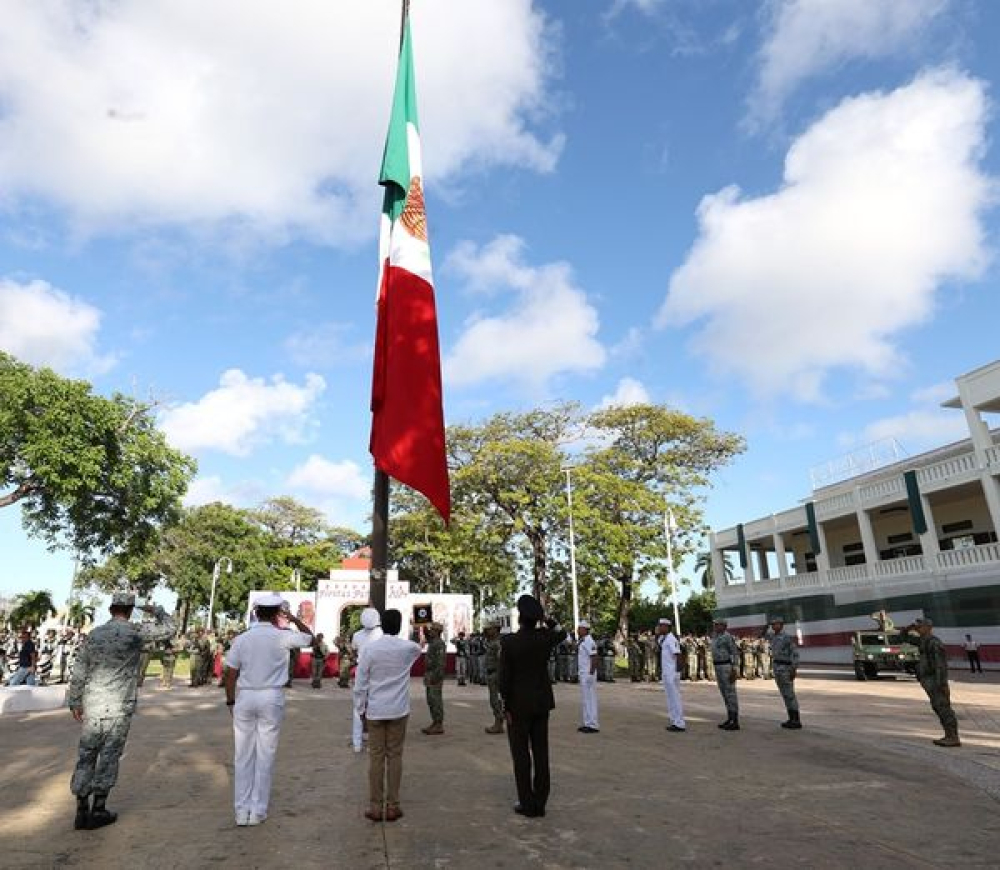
[514,803,541,817]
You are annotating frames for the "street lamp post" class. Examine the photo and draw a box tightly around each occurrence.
[563,466,581,632]
[208,557,233,632]
[664,511,681,634]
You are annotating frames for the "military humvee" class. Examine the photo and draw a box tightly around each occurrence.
[851,610,919,680]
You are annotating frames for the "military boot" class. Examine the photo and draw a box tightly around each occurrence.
[88,793,118,829]
[781,710,802,730]
[485,717,505,735]
[721,715,740,731]
[74,795,90,830]
[933,726,961,747]
[421,722,444,735]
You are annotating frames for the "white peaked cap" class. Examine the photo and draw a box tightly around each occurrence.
[256,593,286,607]
[578,619,590,628]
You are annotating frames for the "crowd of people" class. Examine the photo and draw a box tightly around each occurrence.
[2,626,84,686]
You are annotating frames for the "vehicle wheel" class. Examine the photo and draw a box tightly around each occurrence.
[854,663,867,681]
[864,662,878,679]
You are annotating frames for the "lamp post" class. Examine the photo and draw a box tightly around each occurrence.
[208,557,233,632]
[664,511,681,634]
[292,568,301,592]
[562,465,581,632]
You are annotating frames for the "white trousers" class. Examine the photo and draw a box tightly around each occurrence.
[579,672,599,729]
[662,669,685,728]
[233,689,285,819]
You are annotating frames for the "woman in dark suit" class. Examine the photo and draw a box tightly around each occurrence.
[498,595,566,818]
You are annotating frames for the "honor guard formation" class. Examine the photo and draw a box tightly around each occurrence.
[21,588,965,831]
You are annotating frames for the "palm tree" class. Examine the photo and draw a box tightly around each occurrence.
[694,551,734,590]
[66,600,96,629]
[9,589,57,629]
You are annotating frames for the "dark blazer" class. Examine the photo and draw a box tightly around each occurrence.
[498,623,565,718]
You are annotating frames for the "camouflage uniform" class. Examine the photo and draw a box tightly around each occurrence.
[135,644,153,688]
[198,635,214,685]
[188,633,203,687]
[68,604,175,805]
[906,622,960,745]
[422,628,446,732]
[711,626,740,728]
[627,636,643,682]
[310,635,329,688]
[484,628,504,732]
[160,639,176,689]
[769,623,801,728]
[336,635,353,688]
[683,635,698,681]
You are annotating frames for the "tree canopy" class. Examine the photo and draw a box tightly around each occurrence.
[0,352,196,562]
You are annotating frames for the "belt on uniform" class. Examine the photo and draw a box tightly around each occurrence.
[713,659,732,665]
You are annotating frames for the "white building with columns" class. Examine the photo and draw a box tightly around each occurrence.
[711,359,1000,667]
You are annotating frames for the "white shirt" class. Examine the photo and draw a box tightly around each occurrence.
[354,634,421,721]
[577,634,597,675]
[224,622,313,690]
[352,624,383,656]
[660,632,681,673]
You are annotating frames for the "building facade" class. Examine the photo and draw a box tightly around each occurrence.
[712,360,1000,668]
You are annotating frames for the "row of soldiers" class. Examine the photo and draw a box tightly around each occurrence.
[628,632,775,683]
[2,626,84,685]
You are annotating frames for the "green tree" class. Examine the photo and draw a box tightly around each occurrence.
[10,589,57,628]
[679,589,718,635]
[447,404,576,602]
[0,353,196,561]
[254,496,328,545]
[575,404,744,642]
[694,550,734,590]
[66,599,96,629]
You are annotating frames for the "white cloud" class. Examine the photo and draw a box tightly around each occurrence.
[657,70,992,401]
[0,1,561,245]
[183,475,229,507]
[749,0,949,127]
[860,409,968,453]
[160,369,325,456]
[443,236,606,390]
[910,380,956,405]
[0,278,113,374]
[598,377,650,409]
[287,454,370,501]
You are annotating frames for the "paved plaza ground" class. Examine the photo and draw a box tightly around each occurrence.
[2,668,999,869]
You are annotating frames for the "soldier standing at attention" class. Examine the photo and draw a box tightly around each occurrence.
[421,623,446,735]
[710,617,740,731]
[160,638,176,690]
[576,620,599,733]
[902,618,961,747]
[224,595,314,826]
[657,618,686,733]
[484,623,505,734]
[310,633,329,689]
[454,630,469,686]
[336,634,353,688]
[200,632,216,686]
[135,641,153,688]
[768,616,801,729]
[188,630,203,688]
[627,634,642,682]
[68,591,175,830]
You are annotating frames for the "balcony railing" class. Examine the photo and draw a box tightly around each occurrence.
[784,572,824,589]
[917,451,978,486]
[872,555,926,577]
[936,542,1000,570]
[816,491,855,518]
[827,565,870,586]
[987,445,1000,469]
[859,478,904,503]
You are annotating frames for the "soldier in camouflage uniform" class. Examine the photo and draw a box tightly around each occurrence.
[627,634,642,682]
[421,623,446,735]
[68,591,174,829]
[310,633,329,689]
[135,641,153,688]
[768,616,801,729]
[710,618,740,730]
[484,623,505,734]
[336,634,353,688]
[683,634,698,681]
[902,618,961,747]
[160,638,176,689]
[643,632,659,682]
[188,630,204,687]
[199,632,215,686]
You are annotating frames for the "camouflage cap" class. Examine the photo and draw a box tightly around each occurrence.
[913,617,933,627]
[769,614,785,624]
[111,590,136,606]
[712,616,728,626]
[428,621,444,633]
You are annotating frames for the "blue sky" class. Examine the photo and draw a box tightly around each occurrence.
[2,0,999,605]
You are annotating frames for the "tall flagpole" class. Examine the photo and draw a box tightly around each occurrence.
[370,0,411,615]
[665,510,681,634]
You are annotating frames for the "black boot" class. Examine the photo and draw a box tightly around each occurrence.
[88,793,118,829]
[74,795,90,830]
[722,715,740,731]
[718,717,730,729]
[781,710,802,730]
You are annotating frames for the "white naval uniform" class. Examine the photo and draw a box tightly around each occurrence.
[351,624,383,750]
[225,622,313,821]
[578,633,599,729]
[660,632,686,728]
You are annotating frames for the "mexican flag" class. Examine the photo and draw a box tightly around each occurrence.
[369,17,451,522]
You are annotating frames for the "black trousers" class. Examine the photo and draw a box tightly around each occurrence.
[507,711,550,813]
[967,651,982,673]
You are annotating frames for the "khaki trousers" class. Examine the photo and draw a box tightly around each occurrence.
[368,715,408,811]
